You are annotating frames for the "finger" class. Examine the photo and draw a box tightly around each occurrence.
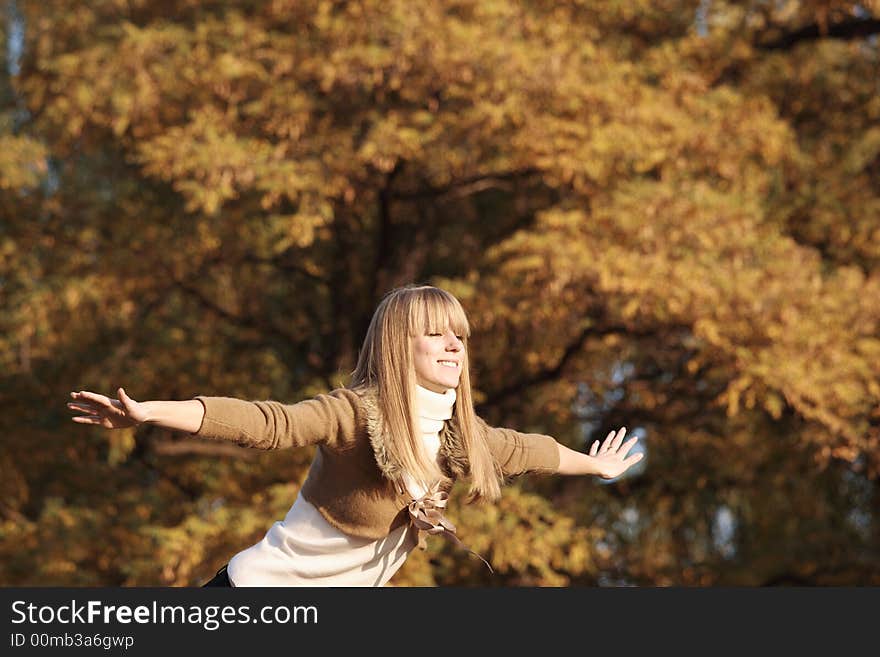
[76,390,112,407]
[623,452,644,466]
[67,402,100,414]
[599,431,614,452]
[589,440,599,456]
[118,387,136,409]
[71,416,101,424]
[611,427,627,450]
[618,435,639,456]
[67,399,116,414]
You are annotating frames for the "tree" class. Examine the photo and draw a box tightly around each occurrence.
[1,0,877,586]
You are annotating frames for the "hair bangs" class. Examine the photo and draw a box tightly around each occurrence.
[409,288,471,339]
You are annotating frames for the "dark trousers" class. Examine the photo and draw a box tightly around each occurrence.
[202,563,232,587]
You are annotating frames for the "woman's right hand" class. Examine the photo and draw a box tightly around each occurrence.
[67,388,150,429]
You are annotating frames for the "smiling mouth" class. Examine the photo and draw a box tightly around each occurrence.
[437,360,459,368]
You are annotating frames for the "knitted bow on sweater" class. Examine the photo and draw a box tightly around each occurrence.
[406,482,494,573]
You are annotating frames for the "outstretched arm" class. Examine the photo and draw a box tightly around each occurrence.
[70,386,361,451]
[557,427,643,479]
[68,388,205,434]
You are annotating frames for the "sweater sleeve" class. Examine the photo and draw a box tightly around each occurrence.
[478,416,560,476]
[189,388,360,450]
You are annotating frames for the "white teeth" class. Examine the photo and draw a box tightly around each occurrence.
[438,361,458,368]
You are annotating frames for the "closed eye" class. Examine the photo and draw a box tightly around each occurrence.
[426,332,464,340]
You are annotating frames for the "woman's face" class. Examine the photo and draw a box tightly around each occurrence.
[412,328,465,393]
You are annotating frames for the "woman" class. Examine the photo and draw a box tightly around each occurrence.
[67,284,643,586]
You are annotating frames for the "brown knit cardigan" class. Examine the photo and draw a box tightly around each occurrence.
[191,386,560,540]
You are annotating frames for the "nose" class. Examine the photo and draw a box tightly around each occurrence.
[445,331,462,350]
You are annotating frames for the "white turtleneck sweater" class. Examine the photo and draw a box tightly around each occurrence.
[226,385,457,587]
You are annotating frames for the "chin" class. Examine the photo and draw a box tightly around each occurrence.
[430,379,458,391]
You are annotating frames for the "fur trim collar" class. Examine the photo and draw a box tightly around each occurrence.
[354,386,470,486]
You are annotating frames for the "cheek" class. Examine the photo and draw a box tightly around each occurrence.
[415,350,435,370]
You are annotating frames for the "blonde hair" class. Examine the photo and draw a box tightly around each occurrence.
[349,284,502,502]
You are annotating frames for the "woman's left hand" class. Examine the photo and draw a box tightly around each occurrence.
[589,427,643,479]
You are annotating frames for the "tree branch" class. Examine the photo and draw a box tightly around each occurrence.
[391,168,540,201]
[159,258,302,346]
[239,252,328,286]
[758,18,880,50]
[148,436,261,460]
[479,320,673,411]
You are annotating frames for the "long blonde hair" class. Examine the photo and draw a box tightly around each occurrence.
[349,284,502,502]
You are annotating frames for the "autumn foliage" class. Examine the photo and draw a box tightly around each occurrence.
[1,0,878,586]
